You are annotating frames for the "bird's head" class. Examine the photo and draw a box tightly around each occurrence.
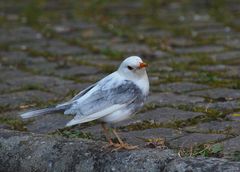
[118,56,148,80]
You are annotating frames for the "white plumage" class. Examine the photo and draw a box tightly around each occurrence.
[21,56,149,125]
[21,56,149,150]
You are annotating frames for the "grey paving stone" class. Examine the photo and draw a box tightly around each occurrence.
[80,124,104,139]
[120,128,185,147]
[117,107,205,127]
[0,52,58,74]
[25,60,58,75]
[184,121,240,135]
[221,136,240,158]
[228,112,240,121]
[26,113,72,134]
[79,28,113,39]
[0,51,29,65]
[197,31,235,41]
[8,39,44,51]
[233,19,240,27]
[0,124,11,130]
[147,92,204,106]
[174,45,225,54]
[0,91,56,109]
[11,39,87,56]
[0,83,10,93]
[151,50,170,59]
[196,101,240,112]
[79,73,107,83]
[53,65,100,77]
[87,38,121,49]
[101,42,152,55]
[191,21,225,29]
[5,76,73,91]
[169,133,226,148]
[164,56,196,64]
[150,65,173,74]
[82,125,185,147]
[226,66,240,78]
[115,43,151,54]
[52,21,97,33]
[222,38,240,49]
[73,54,109,61]
[60,28,112,40]
[90,59,120,70]
[163,71,199,80]
[188,88,240,100]
[158,82,209,93]
[193,26,232,36]
[139,30,172,39]
[165,155,240,171]
[0,27,43,43]
[168,37,196,47]
[0,110,22,119]
[0,68,30,81]
[1,128,240,172]
[40,40,87,56]
[199,65,230,72]
[210,51,240,61]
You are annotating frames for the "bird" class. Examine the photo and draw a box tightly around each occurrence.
[21,56,149,150]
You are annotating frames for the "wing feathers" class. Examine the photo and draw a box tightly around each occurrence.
[66,104,126,126]
[63,74,143,126]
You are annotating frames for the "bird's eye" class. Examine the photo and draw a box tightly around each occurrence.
[127,66,133,70]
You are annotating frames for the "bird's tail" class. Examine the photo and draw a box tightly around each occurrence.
[20,107,61,119]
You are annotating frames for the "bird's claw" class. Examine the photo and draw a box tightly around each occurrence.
[101,142,114,149]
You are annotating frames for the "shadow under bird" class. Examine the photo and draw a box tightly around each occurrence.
[21,56,149,150]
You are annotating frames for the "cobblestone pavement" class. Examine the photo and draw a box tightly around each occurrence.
[0,0,240,160]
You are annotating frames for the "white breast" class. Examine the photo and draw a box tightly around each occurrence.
[134,74,149,96]
[100,108,132,123]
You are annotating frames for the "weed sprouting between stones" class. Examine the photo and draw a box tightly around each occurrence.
[177,143,224,158]
[52,128,93,140]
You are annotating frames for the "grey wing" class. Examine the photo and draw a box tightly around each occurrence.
[65,80,143,126]
[56,83,96,108]
[71,83,97,101]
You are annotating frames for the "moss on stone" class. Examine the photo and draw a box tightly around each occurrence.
[101,49,124,60]
[177,142,224,158]
[0,117,27,131]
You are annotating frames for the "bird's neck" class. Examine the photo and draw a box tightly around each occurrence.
[135,72,149,96]
[117,70,149,96]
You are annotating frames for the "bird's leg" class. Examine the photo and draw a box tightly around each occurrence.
[101,123,113,145]
[101,124,138,150]
[112,129,124,144]
[112,129,139,151]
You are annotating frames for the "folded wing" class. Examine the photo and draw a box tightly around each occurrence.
[65,78,142,126]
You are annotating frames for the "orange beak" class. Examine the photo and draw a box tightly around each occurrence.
[139,62,148,69]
